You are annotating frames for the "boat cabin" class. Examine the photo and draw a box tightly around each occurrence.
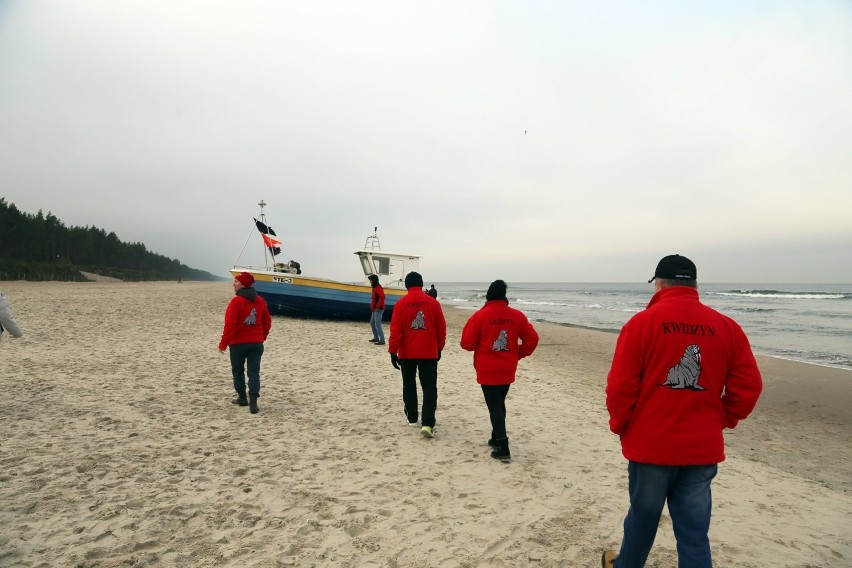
[355,249,419,289]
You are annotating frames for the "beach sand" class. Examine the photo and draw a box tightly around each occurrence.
[1,281,849,567]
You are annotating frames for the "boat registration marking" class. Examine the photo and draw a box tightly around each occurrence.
[272,276,293,284]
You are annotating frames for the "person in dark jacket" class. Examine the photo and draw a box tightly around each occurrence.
[219,272,272,414]
[368,274,386,345]
[427,284,438,299]
[460,280,539,461]
[601,255,762,568]
[388,272,447,438]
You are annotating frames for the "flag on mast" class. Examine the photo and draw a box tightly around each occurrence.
[254,218,282,257]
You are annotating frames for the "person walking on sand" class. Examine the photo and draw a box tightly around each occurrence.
[0,289,23,343]
[368,274,386,345]
[218,272,272,414]
[460,280,538,462]
[601,255,762,568]
[427,284,438,299]
[388,271,446,438]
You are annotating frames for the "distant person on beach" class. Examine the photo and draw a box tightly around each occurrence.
[218,272,272,415]
[601,254,763,568]
[388,271,447,438]
[0,289,23,342]
[368,274,386,345]
[427,284,438,299]
[460,280,539,462]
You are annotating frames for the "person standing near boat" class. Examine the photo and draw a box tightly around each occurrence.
[368,274,386,345]
[601,254,763,568]
[460,280,539,462]
[427,284,438,299]
[0,289,23,343]
[388,271,447,438]
[218,272,272,414]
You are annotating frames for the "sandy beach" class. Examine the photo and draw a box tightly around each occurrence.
[1,281,849,568]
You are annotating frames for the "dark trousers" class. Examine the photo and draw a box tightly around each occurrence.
[481,384,511,440]
[229,342,264,397]
[400,359,438,428]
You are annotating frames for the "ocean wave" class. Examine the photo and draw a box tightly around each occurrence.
[713,290,849,300]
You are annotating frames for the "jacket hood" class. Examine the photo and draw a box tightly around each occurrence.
[236,287,258,301]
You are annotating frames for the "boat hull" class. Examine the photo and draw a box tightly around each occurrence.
[229,269,404,320]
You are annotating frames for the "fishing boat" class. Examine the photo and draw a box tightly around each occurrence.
[229,201,419,320]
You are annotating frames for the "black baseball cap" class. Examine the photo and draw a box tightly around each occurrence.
[648,254,697,283]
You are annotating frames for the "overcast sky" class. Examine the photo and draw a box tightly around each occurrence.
[1,1,850,283]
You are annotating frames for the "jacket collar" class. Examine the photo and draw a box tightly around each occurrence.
[646,285,699,309]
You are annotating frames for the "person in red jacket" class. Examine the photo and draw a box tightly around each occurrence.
[368,274,386,345]
[460,280,539,462]
[218,272,272,414]
[601,255,762,568]
[388,271,446,438]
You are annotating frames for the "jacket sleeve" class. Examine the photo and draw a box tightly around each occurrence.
[605,322,643,436]
[459,313,479,352]
[218,300,238,350]
[721,328,763,428]
[388,302,403,354]
[261,301,272,341]
[435,304,447,353]
[518,318,539,359]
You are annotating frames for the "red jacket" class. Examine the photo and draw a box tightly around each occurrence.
[218,289,272,350]
[388,287,446,359]
[606,286,762,465]
[371,285,385,311]
[460,300,539,385]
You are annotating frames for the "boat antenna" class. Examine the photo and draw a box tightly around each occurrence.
[364,226,381,250]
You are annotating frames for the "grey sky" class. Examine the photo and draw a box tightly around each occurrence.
[1,1,850,283]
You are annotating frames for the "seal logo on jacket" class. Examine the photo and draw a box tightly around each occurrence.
[662,344,703,390]
[410,310,427,330]
[244,307,258,326]
[492,329,510,351]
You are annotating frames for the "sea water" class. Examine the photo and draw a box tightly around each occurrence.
[435,282,852,371]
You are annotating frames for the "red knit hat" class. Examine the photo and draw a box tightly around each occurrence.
[235,272,255,288]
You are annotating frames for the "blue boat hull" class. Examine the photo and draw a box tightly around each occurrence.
[231,270,403,321]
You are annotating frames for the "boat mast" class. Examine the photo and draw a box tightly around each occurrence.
[258,200,271,269]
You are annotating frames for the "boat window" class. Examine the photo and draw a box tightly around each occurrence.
[374,256,390,275]
[360,257,373,276]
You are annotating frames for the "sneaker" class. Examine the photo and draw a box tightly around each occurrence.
[421,426,434,438]
[601,551,618,568]
[369,338,378,343]
[408,420,419,426]
[487,438,498,448]
[375,341,386,345]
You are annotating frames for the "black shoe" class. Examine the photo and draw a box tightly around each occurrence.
[249,395,259,414]
[232,393,248,406]
[369,339,379,343]
[375,341,385,345]
[490,438,510,462]
[487,438,499,448]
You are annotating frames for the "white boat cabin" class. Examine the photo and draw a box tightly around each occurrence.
[355,249,420,289]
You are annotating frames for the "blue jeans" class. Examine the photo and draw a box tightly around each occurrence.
[370,309,385,342]
[615,461,717,568]
[228,342,264,396]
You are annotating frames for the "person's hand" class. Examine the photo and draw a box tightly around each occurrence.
[219,348,226,354]
[390,353,400,369]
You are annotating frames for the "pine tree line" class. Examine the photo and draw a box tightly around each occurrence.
[0,198,219,281]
